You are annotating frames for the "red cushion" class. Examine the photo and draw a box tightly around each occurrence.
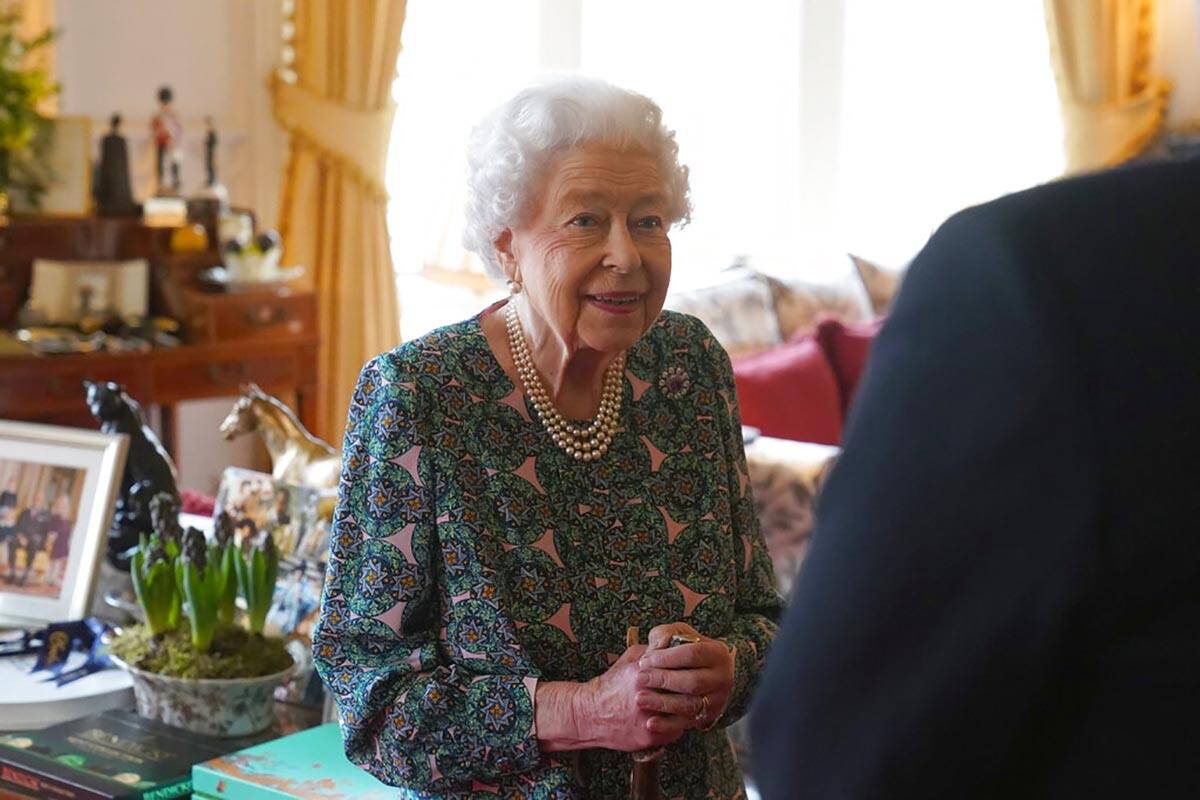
[813,315,884,412]
[180,488,216,517]
[732,335,843,445]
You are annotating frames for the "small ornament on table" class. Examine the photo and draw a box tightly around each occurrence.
[170,223,210,253]
[194,115,230,213]
[220,229,292,285]
[0,618,115,686]
[84,381,180,570]
[150,85,183,196]
[93,113,139,217]
[204,115,218,187]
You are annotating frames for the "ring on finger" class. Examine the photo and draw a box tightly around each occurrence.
[693,694,710,724]
[669,633,703,648]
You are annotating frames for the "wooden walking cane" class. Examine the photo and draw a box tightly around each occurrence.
[628,626,663,800]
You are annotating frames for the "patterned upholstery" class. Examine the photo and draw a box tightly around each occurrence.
[850,253,907,316]
[730,435,839,772]
[664,268,783,357]
[744,436,839,598]
[766,272,873,341]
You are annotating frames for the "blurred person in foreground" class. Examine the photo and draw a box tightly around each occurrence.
[314,77,781,798]
[750,157,1200,797]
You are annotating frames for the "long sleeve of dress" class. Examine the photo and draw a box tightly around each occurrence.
[707,334,785,726]
[313,355,542,794]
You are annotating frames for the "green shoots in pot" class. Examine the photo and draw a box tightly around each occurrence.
[236,532,279,636]
[129,533,178,636]
[210,512,238,625]
[175,527,226,653]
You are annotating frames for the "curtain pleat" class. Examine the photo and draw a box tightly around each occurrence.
[2,0,56,113]
[273,0,406,442]
[1044,0,1171,173]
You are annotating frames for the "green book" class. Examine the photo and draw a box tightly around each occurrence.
[0,709,250,800]
[191,723,393,799]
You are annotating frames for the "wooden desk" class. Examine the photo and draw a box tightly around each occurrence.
[0,216,319,456]
[0,337,319,455]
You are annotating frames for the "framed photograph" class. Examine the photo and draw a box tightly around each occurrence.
[211,468,317,559]
[25,258,149,324]
[266,556,324,640]
[9,115,94,217]
[0,421,128,626]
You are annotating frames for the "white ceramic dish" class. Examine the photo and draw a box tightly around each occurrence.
[199,265,305,293]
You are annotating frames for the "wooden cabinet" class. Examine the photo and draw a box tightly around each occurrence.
[183,288,316,343]
[0,360,147,414]
[0,216,320,455]
[152,349,303,401]
[0,340,320,454]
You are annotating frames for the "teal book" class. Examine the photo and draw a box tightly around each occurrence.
[191,723,393,799]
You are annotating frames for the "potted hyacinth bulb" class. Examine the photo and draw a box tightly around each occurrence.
[107,501,293,738]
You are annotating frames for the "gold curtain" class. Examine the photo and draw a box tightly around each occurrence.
[1044,0,1171,174]
[272,0,406,441]
[3,0,55,113]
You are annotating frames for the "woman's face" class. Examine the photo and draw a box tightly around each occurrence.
[498,143,673,356]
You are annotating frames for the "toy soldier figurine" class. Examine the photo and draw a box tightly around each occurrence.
[93,113,138,216]
[203,116,218,187]
[150,85,183,195]
[195,114,229,211]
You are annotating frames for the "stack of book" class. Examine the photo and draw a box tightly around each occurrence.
[0,709,263,799]
[192,722,392,799]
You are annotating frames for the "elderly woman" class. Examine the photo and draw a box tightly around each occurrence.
[314,77,781,799]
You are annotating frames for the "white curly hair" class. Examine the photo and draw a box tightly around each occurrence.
[462,76,692,280]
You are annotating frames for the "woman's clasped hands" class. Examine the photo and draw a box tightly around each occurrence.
[574,622,735,752]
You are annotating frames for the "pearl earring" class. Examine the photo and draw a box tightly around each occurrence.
[507,279,522,295]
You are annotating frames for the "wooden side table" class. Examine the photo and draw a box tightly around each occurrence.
[0,215,319,456]
[0,338,318,456]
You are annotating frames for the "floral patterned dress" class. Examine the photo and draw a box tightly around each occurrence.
[313,308,782,799]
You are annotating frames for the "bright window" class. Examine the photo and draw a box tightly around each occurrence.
[578,0,803,282]
[834,0,1063,265]
[385,0,1063,339]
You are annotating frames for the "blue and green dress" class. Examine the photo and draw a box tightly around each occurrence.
[313,308,782,799]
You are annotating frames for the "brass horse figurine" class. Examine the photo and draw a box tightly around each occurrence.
[219,384,341,491]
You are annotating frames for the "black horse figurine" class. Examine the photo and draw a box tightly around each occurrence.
[84,380,179,568]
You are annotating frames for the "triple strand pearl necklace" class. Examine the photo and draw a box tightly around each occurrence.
[504,301,624,461]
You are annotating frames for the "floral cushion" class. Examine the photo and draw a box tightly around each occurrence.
[664,269,783,357]
[850,253,907,316]
[765,270,873,341]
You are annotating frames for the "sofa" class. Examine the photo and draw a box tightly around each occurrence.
[662,255,904,594]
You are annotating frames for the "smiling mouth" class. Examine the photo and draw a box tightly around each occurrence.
[586,292,641,306]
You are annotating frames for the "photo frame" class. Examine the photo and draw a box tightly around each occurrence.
[0,421,128,626]
[210,467,318,559]
[25,259,150,325]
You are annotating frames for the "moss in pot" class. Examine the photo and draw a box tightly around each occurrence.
[107,507,293,737]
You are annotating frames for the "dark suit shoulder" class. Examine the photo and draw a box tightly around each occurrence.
[932,158,1200,285]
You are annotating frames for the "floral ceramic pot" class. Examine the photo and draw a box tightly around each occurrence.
[108,654,294,738]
